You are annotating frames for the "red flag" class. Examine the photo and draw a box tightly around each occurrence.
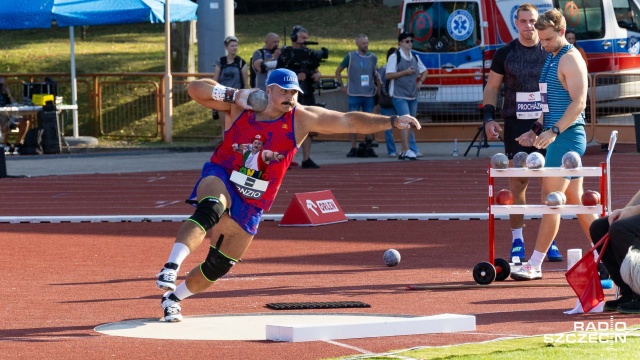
[565,234,610,313]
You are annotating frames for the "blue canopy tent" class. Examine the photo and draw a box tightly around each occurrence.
[0,0,198,141]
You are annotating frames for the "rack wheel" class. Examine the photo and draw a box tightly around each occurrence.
[473,261,496,285]
[494,258,511,281]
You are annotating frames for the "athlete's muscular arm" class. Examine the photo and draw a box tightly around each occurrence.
[294,105,420,142]
[187,78,256,119]
[533,50,588,149]
[482,70,504,139]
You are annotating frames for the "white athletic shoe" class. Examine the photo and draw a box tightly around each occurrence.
[156,267,177,291]
[510,263,542,281]
[404,149,418,160]
[161,292,183,322]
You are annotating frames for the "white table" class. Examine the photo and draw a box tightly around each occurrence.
[0,104,78,112]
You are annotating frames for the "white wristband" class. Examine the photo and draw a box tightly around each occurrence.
[264,60,277,70]
[211,84,237,103]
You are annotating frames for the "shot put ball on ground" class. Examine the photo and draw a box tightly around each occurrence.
[383,249,401,267]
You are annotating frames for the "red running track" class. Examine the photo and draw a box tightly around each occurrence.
[1,145,639,359]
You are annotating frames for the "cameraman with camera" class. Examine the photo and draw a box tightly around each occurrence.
[251,33,281,91]
[277,25,324,169]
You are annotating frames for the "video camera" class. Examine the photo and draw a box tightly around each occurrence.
[356,136,378,158]
[279,41,329,76]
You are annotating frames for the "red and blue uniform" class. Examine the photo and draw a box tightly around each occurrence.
[189,108,299,235]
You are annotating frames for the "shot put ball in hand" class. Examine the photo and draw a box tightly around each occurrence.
[248,90,268,112]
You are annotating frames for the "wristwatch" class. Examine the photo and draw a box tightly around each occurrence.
[551,126,560,135]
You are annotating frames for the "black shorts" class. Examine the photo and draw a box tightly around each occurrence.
[502,118,546,159]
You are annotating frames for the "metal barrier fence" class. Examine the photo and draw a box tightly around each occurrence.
[589,73,640,145]
[2,72,639,144]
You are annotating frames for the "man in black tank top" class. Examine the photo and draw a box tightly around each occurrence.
[482,3,563,263]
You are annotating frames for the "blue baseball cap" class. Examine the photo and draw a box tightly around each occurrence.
[266,68,304,93]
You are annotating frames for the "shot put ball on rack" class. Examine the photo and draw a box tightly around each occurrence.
[513,151,528,168]
[526,152,545,169]
[562,151,582,169]
[496,189,514,205]
[546,191,566,207]
[581,190,601,206]
[491,153,509,169]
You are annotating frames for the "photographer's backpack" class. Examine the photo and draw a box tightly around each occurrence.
[249,49,265,88]
[219,56,246,89]
[39,103,63,154]
[19,128,44,155]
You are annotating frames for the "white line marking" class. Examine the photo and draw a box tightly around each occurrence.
[402,178,423,185]
[147,176,166,183]
[323,340,373,354]
[0,213,580,224]
[155,201,180,208]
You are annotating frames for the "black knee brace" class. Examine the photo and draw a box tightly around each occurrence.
[188,196,225,233]
[200,245,237,282]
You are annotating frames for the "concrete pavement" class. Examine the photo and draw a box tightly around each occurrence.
[2,140,506,177]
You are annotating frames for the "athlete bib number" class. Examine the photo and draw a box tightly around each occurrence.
[230,170,268,199]
[539,83,549,113]
[515,91,543,119]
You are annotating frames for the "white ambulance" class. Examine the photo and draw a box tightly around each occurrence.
[398,0,640,115]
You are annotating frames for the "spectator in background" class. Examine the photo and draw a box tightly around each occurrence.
[213,36,249,132]
[615,7,636,29]
[565,29,588,69]
[385,32,428,160]
[251,33,281,91]
[0,77,31,155]
[335,34,380,157]
[377,47,421,157]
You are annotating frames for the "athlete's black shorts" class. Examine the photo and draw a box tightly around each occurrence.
[502,117,546,159]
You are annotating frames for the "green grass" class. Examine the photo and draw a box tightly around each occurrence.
[330,332,640,360]
[0,2,401,76]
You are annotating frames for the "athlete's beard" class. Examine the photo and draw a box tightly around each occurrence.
[550,40,566,54]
